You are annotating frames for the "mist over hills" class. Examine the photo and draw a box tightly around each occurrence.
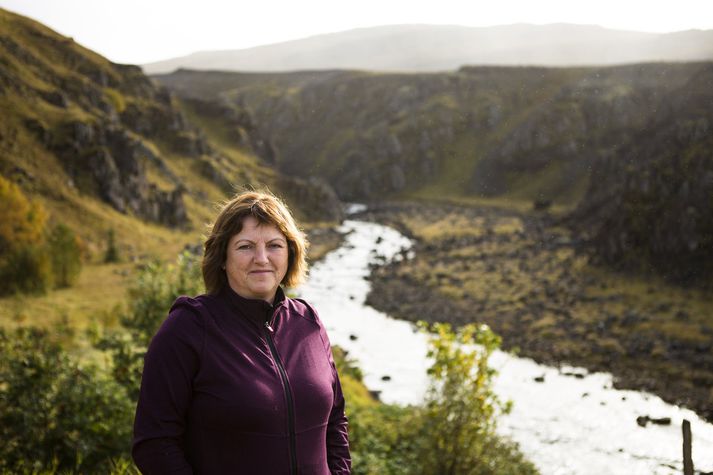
[143,23,713,74]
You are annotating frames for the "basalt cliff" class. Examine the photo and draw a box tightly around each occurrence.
[157,64,713,283]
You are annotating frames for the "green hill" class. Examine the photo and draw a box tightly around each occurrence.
[0,7,341,254]
[0,7,342,326]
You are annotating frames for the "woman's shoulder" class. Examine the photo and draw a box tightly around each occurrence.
[287,296,320,322]
[287,297,335,351]
[147,295,218,355]
[169,293,215,316]
[161,294,218,333]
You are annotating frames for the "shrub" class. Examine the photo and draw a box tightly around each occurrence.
[0,243,53,294]
[48,223,83,288]
[94,251,203,400]
[344,322,538,475]
[0,327,134,473]
[0,176,52,295]
[411,322,537,475]
[104,228,120,263]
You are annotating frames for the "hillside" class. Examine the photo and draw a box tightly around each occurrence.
[156,64,713,283]
[142,23,713,74]
[0,7,342,326]
[155,64,707,203]
[569,63,713,281]
[0,8,341,255]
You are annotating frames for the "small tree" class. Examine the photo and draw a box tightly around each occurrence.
[414,322,536,475]
[48,223,83,288]
[0,175,52,295]
[0,175,47,254]
[104,228,120,263]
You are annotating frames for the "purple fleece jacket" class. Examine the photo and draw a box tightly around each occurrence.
[132,286,351,474]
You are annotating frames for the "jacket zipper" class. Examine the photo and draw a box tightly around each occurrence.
[264,319,298,475]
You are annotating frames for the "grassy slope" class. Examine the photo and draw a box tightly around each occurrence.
[0,8,339,337]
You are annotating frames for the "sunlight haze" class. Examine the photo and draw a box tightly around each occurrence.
[1,0,712,64]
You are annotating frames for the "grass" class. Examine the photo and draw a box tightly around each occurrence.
[0,216,343,342]
[2,262,130,330]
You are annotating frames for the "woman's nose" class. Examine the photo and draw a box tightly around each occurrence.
[254,244,269,263]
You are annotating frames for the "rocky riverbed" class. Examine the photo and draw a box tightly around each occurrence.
[357,201,713,422]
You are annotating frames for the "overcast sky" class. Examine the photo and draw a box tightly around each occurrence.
[2,0,712,65]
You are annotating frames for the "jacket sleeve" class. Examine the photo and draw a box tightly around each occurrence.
[313,306,352,475]
[326,360,351,475]
[132,298,204,474]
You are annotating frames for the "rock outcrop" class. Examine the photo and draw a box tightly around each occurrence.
[275,175,343,223]
[48,121,187,226]
[156,64,711,206]
[0,8,199,227]
[569,64,713,282]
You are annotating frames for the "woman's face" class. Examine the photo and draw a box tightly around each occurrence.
[225,216,289,304]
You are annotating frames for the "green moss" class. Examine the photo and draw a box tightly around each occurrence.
[103,87,126,113]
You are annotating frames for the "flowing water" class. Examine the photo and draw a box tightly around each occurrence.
[299,218,713,475]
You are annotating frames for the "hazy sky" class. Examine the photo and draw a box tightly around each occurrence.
[2,0,712,65]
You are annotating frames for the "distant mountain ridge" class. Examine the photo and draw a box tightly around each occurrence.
[143,23,713,74]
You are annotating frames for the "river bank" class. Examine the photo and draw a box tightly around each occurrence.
[300,217,713,474]
[356,201,713,423]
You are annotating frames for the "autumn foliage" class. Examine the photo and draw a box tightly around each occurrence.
[0,176,83,294]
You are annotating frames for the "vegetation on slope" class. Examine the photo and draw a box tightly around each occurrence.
[0,7,342,327]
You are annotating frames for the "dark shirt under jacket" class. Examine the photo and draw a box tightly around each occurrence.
[132,286,351,474]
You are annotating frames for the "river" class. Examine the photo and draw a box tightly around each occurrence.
[299,218,713,475]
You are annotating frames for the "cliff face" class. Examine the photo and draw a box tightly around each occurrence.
[0,8,343,241]
[157,64,710,204]
[569,64,713,282]
[0,8,194,227]
[157,63,713,283]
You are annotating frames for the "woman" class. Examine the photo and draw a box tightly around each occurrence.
[132,190,351,474]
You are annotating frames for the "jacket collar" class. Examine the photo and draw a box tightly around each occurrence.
[222,285,287,328]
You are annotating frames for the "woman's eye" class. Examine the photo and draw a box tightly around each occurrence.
[269,243,284,249]
[238,244,252,250]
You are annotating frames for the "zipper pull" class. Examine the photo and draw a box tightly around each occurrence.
[265,321,274,333]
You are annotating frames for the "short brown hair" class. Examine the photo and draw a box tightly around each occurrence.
[202,190,309,294]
